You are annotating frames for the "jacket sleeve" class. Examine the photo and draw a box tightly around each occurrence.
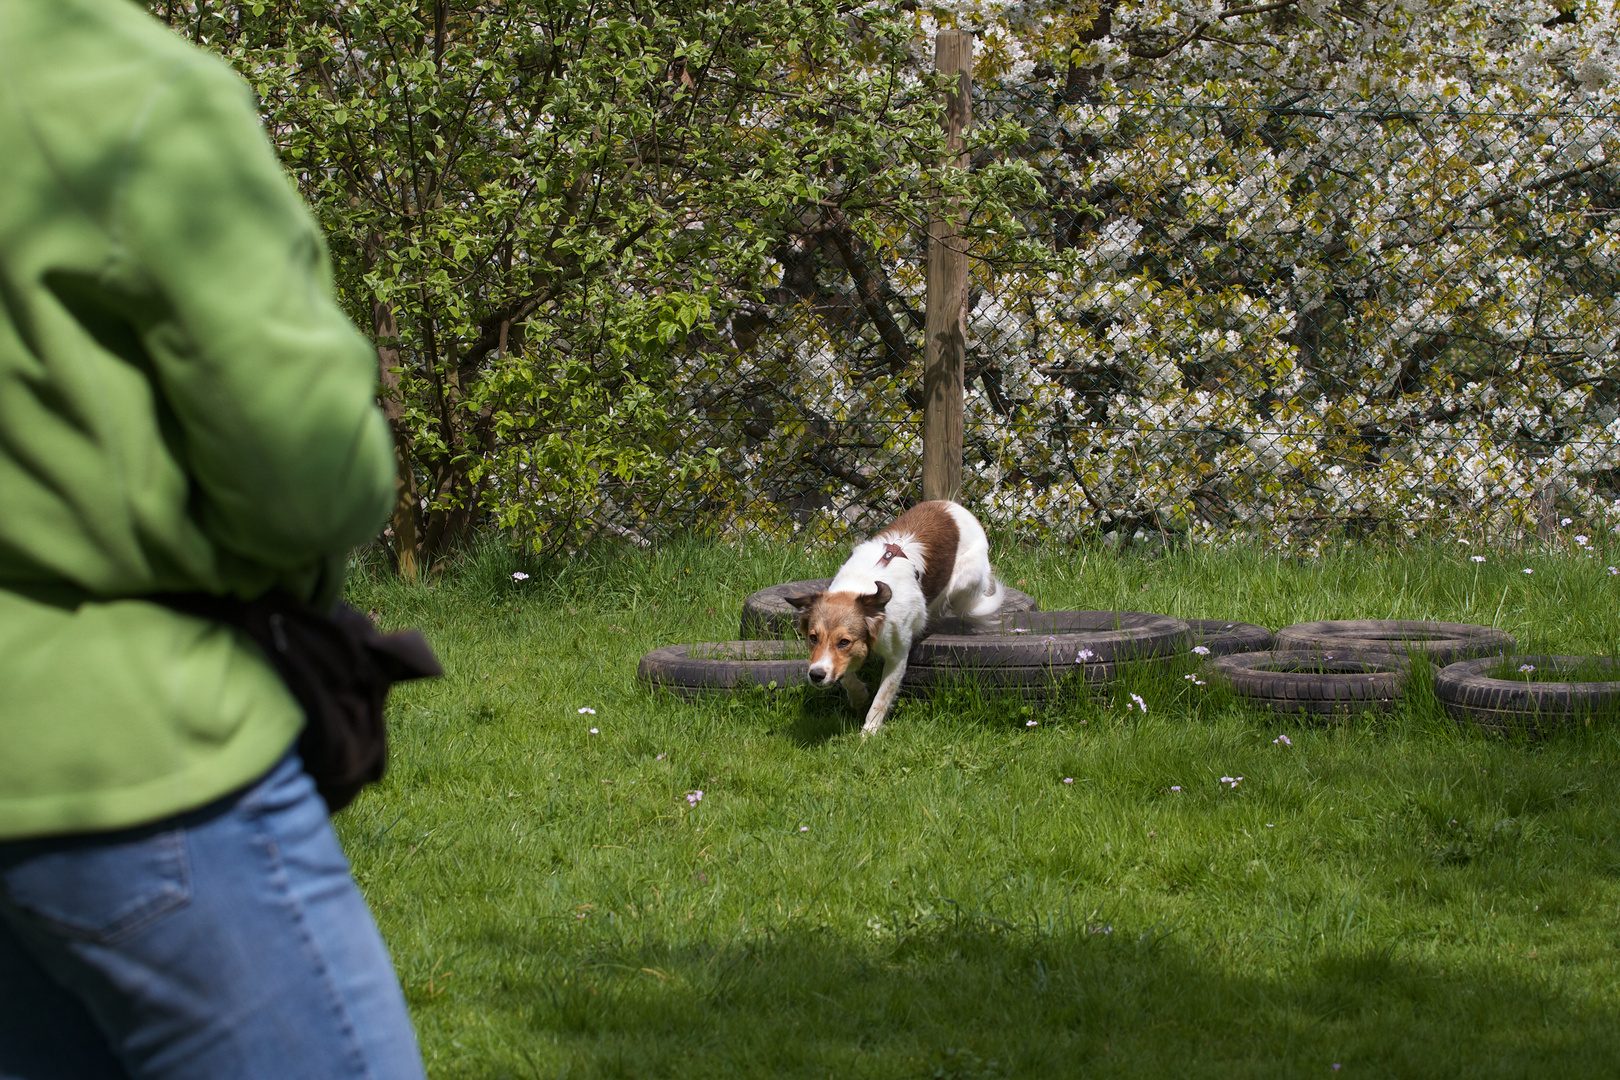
[114,57,396,571]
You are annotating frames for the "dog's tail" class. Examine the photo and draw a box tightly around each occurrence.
[962,574,1005,619]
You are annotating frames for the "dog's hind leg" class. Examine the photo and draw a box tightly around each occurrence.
[860,657,907,736]
[954,571,1004,620]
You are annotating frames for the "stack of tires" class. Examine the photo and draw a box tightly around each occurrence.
[900,610,1191,700]
[1211,620,1516,720]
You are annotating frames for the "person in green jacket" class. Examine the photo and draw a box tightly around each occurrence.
[0,2,426,1076]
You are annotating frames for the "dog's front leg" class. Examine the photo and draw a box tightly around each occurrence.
[860,657,907,736]
[841,668,870,714]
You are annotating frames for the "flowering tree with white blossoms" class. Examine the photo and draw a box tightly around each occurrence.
[675,0,1620,548]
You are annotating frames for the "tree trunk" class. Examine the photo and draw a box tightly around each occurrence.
[922,30,972,503]
[373,295,421,582]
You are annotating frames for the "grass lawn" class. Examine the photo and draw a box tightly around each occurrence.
[342,537,1620,1078]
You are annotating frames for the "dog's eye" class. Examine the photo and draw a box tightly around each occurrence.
[807,633,819,644]
[837,638,852,649]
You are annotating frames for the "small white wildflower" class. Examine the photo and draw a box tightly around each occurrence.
[1273,734,1292,745]
[1192,645,1211,656]
[588,728,599,735]
[1026,719,1038,727]
[1129,692,1147,714]
[512,571,530,581]
[686,790,703,805]
[800,826,809,832]
[1523,568,1534,575]
[1519,664,1536,674]
[656,753,667,760]
[1576,535,1590,546]
[1471,555,1486,563]
[1562,517,1574,526]
[1609,566,1619,576]
[578,707,596,715]
[1075,648,1096,663]
[1063,777,1075,784]
[1170,785,1181,792]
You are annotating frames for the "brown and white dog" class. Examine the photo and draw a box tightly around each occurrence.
[785,500,1003,734]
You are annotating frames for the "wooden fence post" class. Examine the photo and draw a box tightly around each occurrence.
[921,30,973,503]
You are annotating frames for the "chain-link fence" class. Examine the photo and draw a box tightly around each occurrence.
[583,86,1620,551]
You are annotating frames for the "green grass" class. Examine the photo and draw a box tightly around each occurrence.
[341,538,1620,1078]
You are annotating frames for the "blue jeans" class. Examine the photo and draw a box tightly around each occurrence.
[0,751,425,1080]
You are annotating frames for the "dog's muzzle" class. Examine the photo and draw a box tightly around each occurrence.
[807,663,831,685]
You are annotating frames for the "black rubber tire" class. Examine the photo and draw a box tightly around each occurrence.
[1435,654,1620,736]
[740,579,1039,640]
[927,610,1269,659]
[1274,619,1514,665]
[897,612,1190,698]
[1185,619,1273,657]
[901,652,1182,700]
[637,641,809,697]
[1210,649,1413,717]
[911,611,1190,666]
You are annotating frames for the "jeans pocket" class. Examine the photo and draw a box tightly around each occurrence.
[2,830,192,945]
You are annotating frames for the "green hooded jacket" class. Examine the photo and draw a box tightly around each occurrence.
[0,0,397,838]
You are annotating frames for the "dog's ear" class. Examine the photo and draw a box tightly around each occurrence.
[858,581,892,614]
[858,583,891,639]
[785,590,823,637]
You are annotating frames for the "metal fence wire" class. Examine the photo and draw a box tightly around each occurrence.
[598,86,1620,552]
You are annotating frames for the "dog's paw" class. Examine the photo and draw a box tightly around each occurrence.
[860,719,885,737]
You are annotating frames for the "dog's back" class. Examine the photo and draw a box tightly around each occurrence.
[877,501,959,608]
[867,500,1001,620]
